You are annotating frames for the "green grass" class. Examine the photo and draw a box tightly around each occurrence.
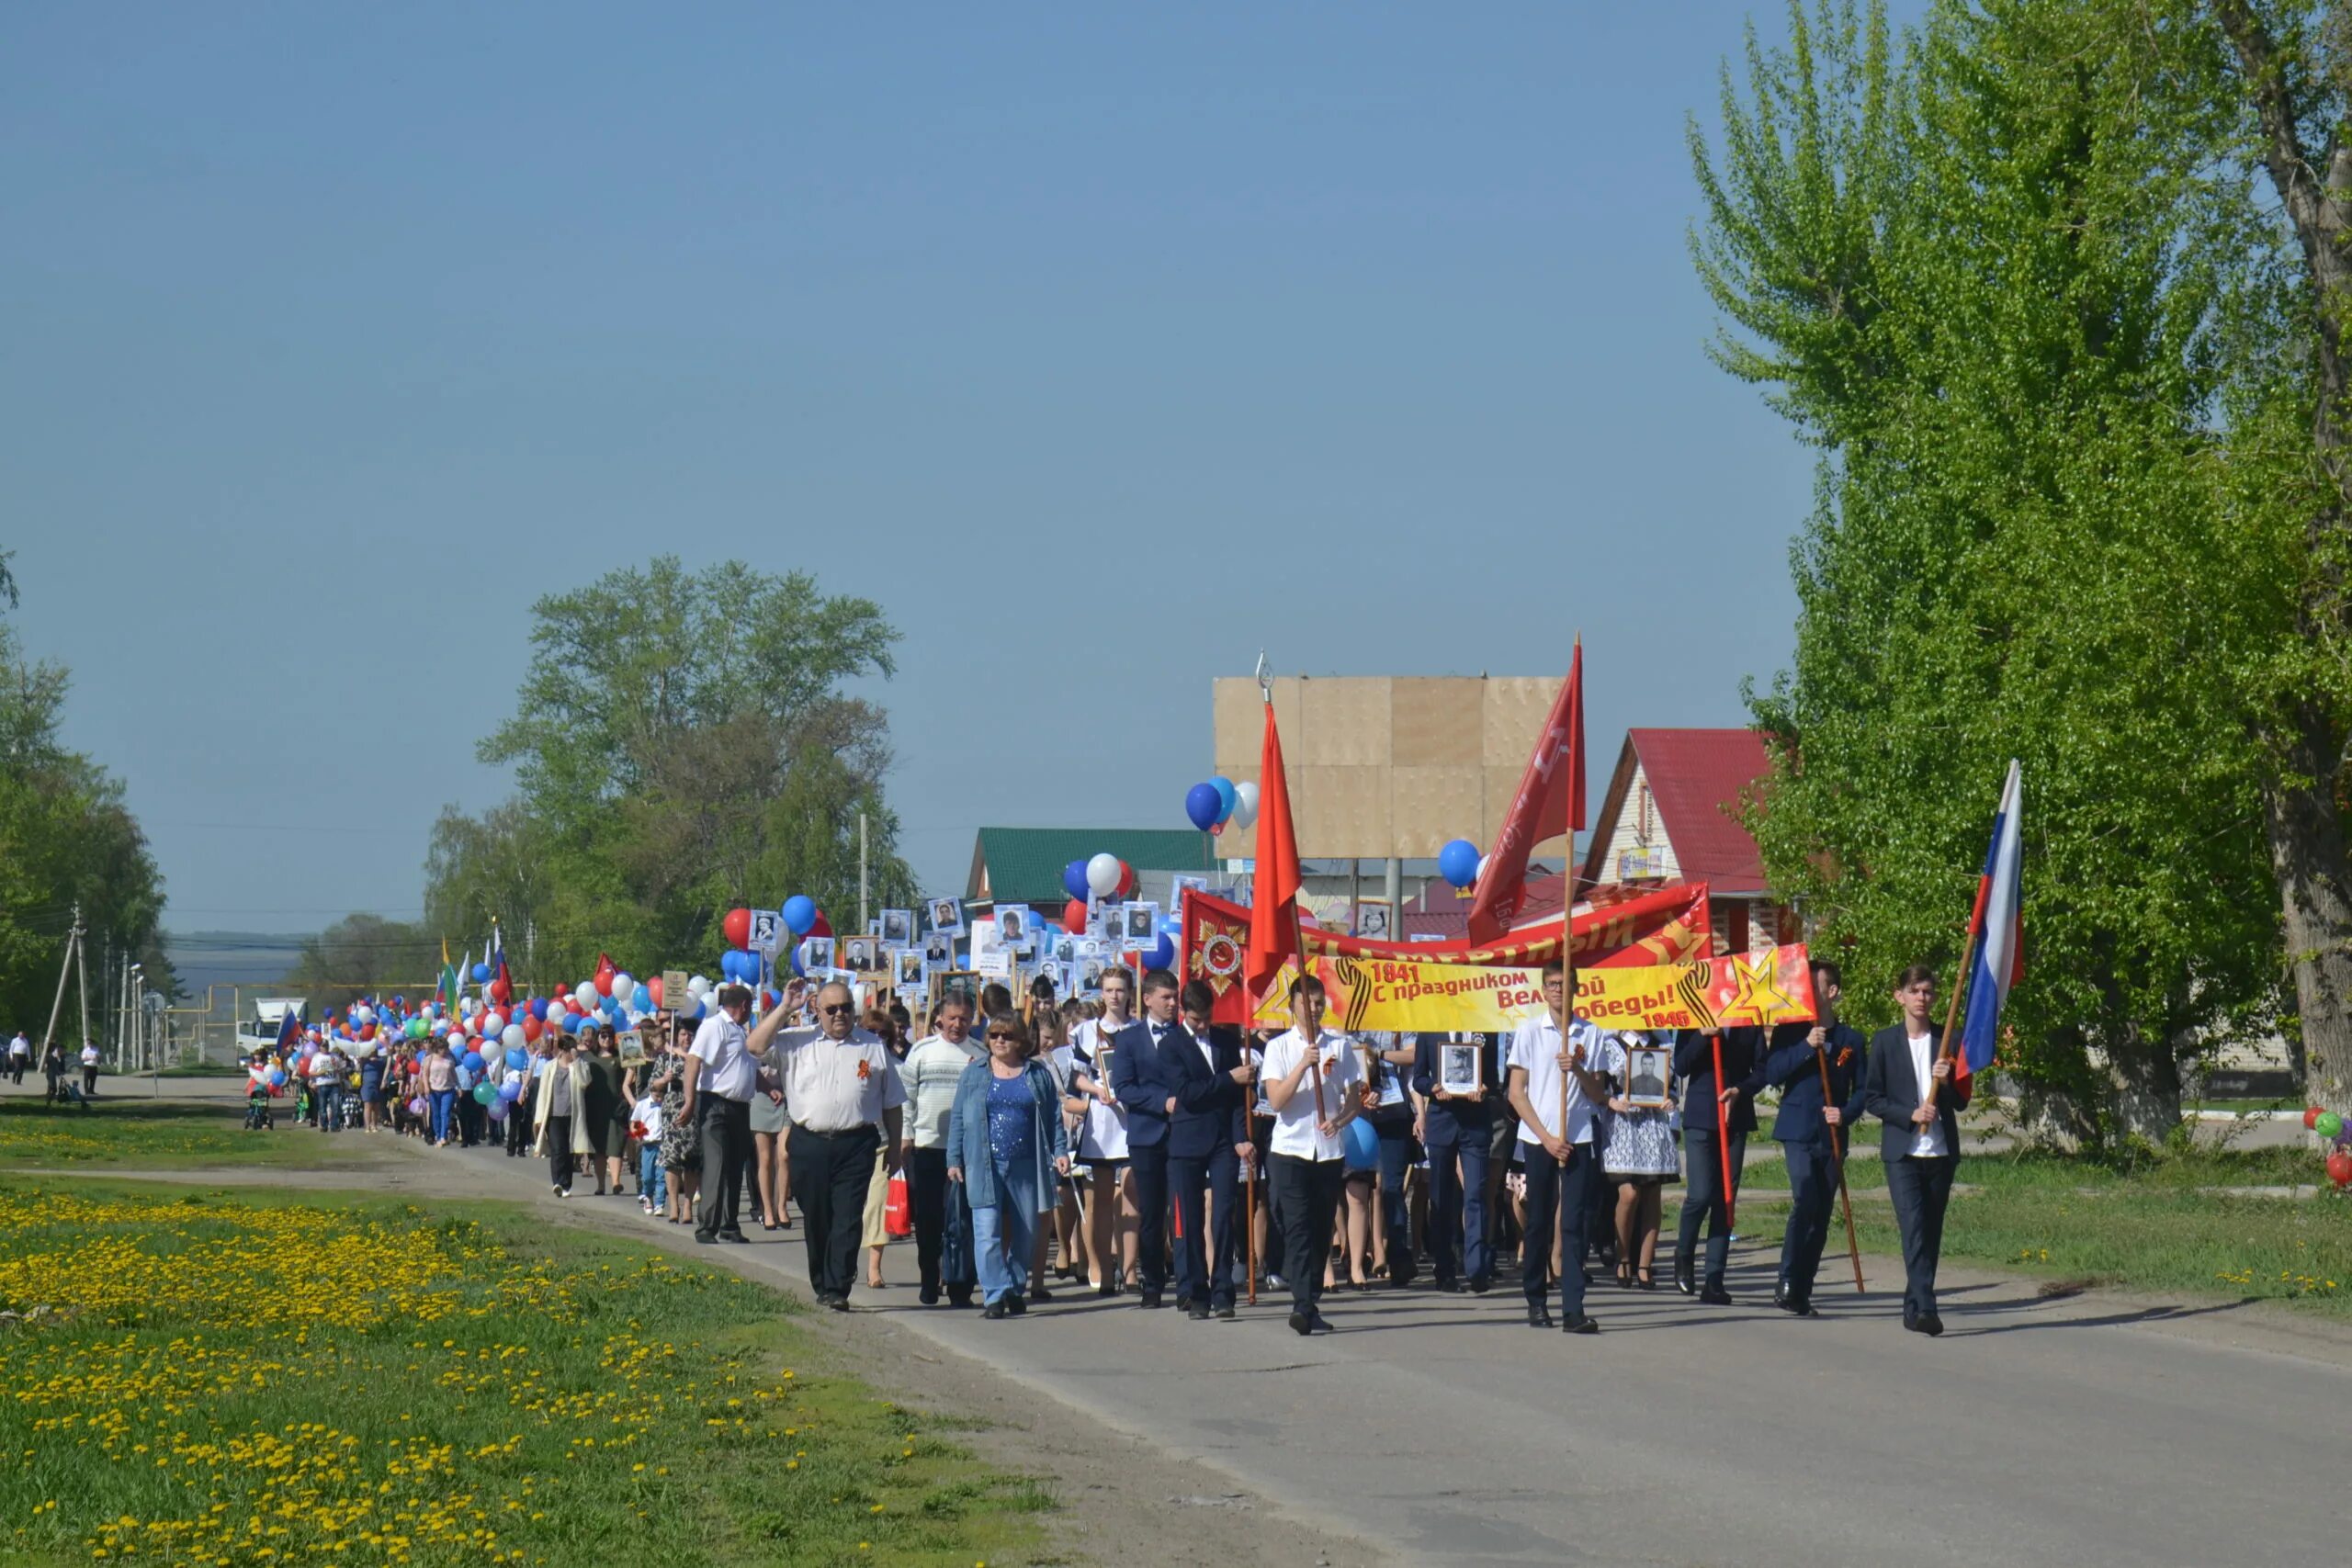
[1684,1144,2352,1314]
[0,1097,383,1168]
[0,1180,1052,1567]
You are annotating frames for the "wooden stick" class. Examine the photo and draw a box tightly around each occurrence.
[1711,1032,1737,1233]
[1924,926,1982,1114]
[1815,1041,1864,1294]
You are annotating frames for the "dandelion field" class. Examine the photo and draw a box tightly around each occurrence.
[0,1183,1050,1567]
[0,1100,379,1171]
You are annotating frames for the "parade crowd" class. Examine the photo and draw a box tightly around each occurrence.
[266,952,1968,1338]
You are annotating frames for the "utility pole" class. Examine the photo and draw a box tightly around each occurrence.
[859,811,870,933]
[42,904,83,1057]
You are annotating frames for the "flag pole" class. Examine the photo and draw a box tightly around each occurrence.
[1710,1031,1737,1232]
[1924,914,1984,1117]
[1558,635,1580,1176]
[1815,1041,1864,1293]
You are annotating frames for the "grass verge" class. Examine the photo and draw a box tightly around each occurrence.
[0,1098,382,1169]
[0,1180,1051,1567]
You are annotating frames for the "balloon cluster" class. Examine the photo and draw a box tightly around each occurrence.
[718,898,833,984]
[2304,1105,2352,1189]
[1059,854,1140,933]
[1182,776,1260,835]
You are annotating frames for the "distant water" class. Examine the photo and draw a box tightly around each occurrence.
[164,931,308,1015]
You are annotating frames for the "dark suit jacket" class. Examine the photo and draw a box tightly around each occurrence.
[1861,1022,1971,1162]
[1106,1019,1175,1149]
[1410,1032,1499,1148]
[1162,1021,1248,1159]
[1759,1020,1870,1147]
[1672,1026,1766,1138]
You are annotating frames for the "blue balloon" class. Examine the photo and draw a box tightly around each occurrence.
[1063,860,1091,901]
[782,895,817,935]
[561,1012,583,1034]
[631,982,652,1012]
[1438,838,1481,890]
[470,962,491,983]
[527,998,548,1021]
[1342,1116,1380,1171]
[266,1066,286,1087]
[461,1050,485,1073]
[505,1047,528,1070]
[500,1078,522,1101]
[1144,931,1176,971]
[1184,783,1223,831]
[1210,775,1238,822]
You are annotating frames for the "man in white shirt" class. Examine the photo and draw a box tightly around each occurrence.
[1261,974,1363,1336]
[683,983,774,1246]
[901,994,985,1306]
[79,1040,101,1097]
[1862,964,1966,1337]
[310,1044,346,1134]
[8,1030,29,1085]
[1506,959,1613,1334]
[750,979,907,1311]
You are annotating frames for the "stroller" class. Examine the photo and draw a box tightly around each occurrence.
[245,1081,277,1132]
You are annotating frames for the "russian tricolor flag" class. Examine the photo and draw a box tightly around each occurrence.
[1958,760,2023,1078]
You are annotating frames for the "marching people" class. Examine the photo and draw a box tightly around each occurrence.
[1358,1032,1419,1286]
[582,1024,623,1195]
[80,1038,100,1097]
[308,1039,345,1133]
[1261,974,1363,1336]
[1863,964,1966,1336]
[40,1039,64,1101]
[1673,1022,1767,1304]
[7,1027,27,1085]
[860,1005,904,1288]
[1069,968,1140,1294]
[683,984,767,1245]
[1506,959,1611,1334]
[1108,967,1178,1308]
[1169,979,1252,1319]
[1412,1031,1499,1292]
[903,993,986,1305]
[423,1039,458,1146]
[1596,1029,1678,1289]
[1758,959,1869,1314]
[945,1010,1070,1317]
[749,978,906,1312]
[748,1025,792,1228]
[531,1031,595,1198]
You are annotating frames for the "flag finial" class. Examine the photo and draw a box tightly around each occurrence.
[1254,649,1272,704]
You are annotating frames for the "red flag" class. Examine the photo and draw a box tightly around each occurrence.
[1245,700,1304,999]
[1467,642,1585,944]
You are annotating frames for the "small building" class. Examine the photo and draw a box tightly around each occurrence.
[965,827,1217,912]
[1578,728,1797,956]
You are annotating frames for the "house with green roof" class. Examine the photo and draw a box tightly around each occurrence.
[964,828,1217,908]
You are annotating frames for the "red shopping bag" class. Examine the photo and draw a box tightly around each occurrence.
[884,1172,912,1238]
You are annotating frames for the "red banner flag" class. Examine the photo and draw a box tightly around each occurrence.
[1468,645,1585,945]
[1245,700,1303,1000]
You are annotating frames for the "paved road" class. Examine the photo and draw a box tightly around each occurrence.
[51,1078,2352,1567]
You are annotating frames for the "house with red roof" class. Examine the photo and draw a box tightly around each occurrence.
[1577,728,1796,957]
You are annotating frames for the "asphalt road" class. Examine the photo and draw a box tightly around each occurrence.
[51,1077,2350,1567]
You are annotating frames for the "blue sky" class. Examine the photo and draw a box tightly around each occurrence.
[4,3,1856,930]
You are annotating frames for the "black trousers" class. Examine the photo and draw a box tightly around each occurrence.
[1677,1127,1747,1287]
[1270,1153,1343,1315]
[790,1123,883,1300]
[82,1066,98,1094]
[1885,1154,1958,1318]
[695,1098,752,1239]
[505,1102,530,1155]
[1427,1135,1494,1285]
[1520,1142,1593,1316]
[1128,1140,1170,1293]
[547,1117,575,1190]
[907,1146,975,1297]
[1169,1147,1239,1308]
[1779,1137,1839,1301]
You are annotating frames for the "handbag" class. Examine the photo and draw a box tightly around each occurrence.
[884,1172,912,1238]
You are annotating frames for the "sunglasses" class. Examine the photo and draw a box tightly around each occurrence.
[820,1003,854,1017]
[987,1032,1018,1043]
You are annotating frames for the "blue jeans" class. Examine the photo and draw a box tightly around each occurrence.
[315,1083,343,1132]
[969,1160,1040,1305]
[640,1144,667,1208]
[429,1089,456,1144]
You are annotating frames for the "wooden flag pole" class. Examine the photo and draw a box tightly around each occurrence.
[1922,924,1982,1118]
[1814,1041,1864,1293]
[1710,1031,1737,1233]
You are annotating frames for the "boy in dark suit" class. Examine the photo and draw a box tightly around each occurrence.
[1170,980,1255,1318]
[1861,963,1968,1336]
[1673,1023,1768,1303]
[1756,959,1869,1314]
[1109,968,1178,1307]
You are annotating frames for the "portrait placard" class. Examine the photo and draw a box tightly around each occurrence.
[1438,1042,1482,1097]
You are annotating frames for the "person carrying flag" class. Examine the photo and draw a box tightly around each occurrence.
[1863,964,1967,1335]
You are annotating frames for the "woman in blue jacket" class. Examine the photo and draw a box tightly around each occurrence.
[947,1011,1071,1317]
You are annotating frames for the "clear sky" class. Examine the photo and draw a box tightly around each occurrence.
[4,2,1853,931]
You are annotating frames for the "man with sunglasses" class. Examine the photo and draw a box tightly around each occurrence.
[752,979,907,1311]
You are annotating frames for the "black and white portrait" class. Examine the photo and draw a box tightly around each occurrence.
[926,897,965,937]
[1121,901,1158,948]
[1625,1043,1671,1109]
[842,936,882,973]
[1439,1043,1482,1096]
[922,931,955,968]
[894,948,924,987]
[878,908,913,945]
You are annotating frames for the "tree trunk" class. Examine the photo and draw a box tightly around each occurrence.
[2263,697,2352,1110]
[2109,1031,2185,1148]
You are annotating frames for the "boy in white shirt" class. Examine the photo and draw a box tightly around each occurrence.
[632,1089,668,1213]
[1506,958,1613,1334]
[1260,974,1362,1336]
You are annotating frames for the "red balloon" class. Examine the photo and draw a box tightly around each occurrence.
[594,972,614,998]
[810,910,833,940]
[2329,1150,2352,1189]
[1064,897,1090,935]
[488,976,512,1005]
[2306,1105,2325,1131]
[647,976,664,1010]
[723,908,752,949]
[522,1015,544,1043]
[1116,861,1136,897]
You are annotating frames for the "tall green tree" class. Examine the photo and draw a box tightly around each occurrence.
[426,558,916,989]
[1692,0,2292,1140]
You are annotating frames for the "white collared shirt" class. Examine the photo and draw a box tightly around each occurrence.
[1905,1032,1950,1157]
[688,1013,758,1102]
[1509,1013,1606,1147]
[1261,1027,1363,1161]
[771,1026,905,1134]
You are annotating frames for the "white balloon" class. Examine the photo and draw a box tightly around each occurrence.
[687,975,711,997]
[1232,781,1261,829]
[1086,852,1121,897]
[574,981,598,1009]
[1476,852,1491,884]
[351,1005,375,1024]
[500,1023,526,1051]
[611,972,633,998]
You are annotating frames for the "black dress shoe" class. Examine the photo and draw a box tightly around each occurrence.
[1562,1313,1599,1335]
[1307,1309,1332,1333]
[1139,1291,1164,1309]
[1027,1287,1055,1303]
[1288,1310,1314,1336]
[1781,1296,1819,1317]
[1467,1275,1492,1295]
[1921,1313,1945,1337]
[1005,1293,1027,1316]
[946,1289,973,1308]
[1903,1311,1928,1335]
[1526,1301,1555,1328]
[1187,1300,1211,1321]
[717,1231,750,1245]
[983,1301,1007,1320]
[1675,1267,1697,1297]
[1214,1303,1237,1320]
[695,1234,718,1246]
[1700,1285,1735,1306]
[827,1297,850,1314]
[919,1285,941,1306]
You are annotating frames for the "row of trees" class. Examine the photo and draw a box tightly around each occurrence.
[0,552,173,1038]
[1696,0,2352,1138]
[399,557,920,998]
